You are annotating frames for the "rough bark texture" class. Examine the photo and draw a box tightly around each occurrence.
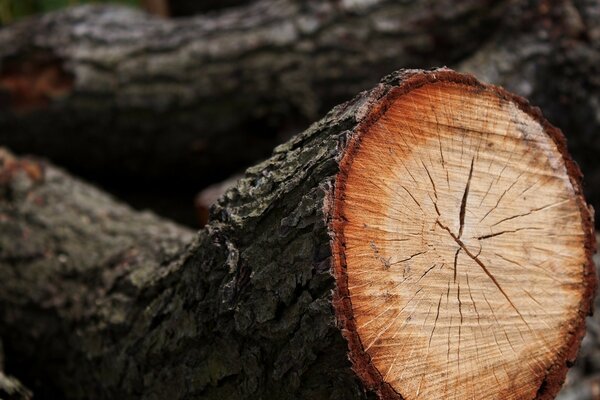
[195,174,241,227]
[0,0,505,188]
[0,147,196,398]
[0,69,400,398]
[0,69,595,399]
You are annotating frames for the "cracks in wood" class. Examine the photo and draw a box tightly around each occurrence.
[429,101,450,190]
[422,162,442,218]
[465,273,480,323]
[399,184,425,215]
[422,161,438,202]
[479,172,523,223]
[435,219,523,321]
[457,283,464,331]
[491,198,570,227]
[364,290,422,352]
[493,252,561,284]
[453,248,461,283]
[476,226,541,240]
[431,292,444,348]
[389,250,428,268]
[332,71,595,400]
[416,263,437,284]
[458,157,475,239]
[429,193,441,217]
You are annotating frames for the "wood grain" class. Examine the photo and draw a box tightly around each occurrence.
[333,77,595,399]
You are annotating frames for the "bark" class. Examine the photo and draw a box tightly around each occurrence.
[194,174,242,227]
[0,69,595,399]
[1,0,599,227]
[0,0,505,187]
[0,73,379,397]
[0,147,196,397]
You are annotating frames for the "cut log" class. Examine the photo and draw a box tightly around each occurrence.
[0,69,595,399]
[331,74,596,399]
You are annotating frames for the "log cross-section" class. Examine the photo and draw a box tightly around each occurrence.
[332,73,596,399]
[0,69,595,399]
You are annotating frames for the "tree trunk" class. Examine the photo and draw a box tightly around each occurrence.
[0,69,595,399]
[0,0,505,188]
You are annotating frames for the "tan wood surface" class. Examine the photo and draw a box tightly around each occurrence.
[334,79,594,399]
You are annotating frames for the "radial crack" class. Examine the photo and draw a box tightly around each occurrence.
[479,175,522,223]
[458,157,474,238]
[453,248,461,283]
[422,161,438,201]
[491,199,570,227]
[400,184,425,213]
[390,250,428,267]
[436,220,523,319]
[416,263,437,283]
[476,227,541,240]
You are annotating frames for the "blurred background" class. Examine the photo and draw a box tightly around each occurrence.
[0,0,139,24]
[0,0,256,23]
[0,0,599,398]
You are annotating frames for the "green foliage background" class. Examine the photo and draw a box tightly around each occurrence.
[0,0,140,24]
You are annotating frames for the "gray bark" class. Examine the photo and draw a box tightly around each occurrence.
[0,0,505,188]
[0,69,419,399]
[0,147,196,398]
